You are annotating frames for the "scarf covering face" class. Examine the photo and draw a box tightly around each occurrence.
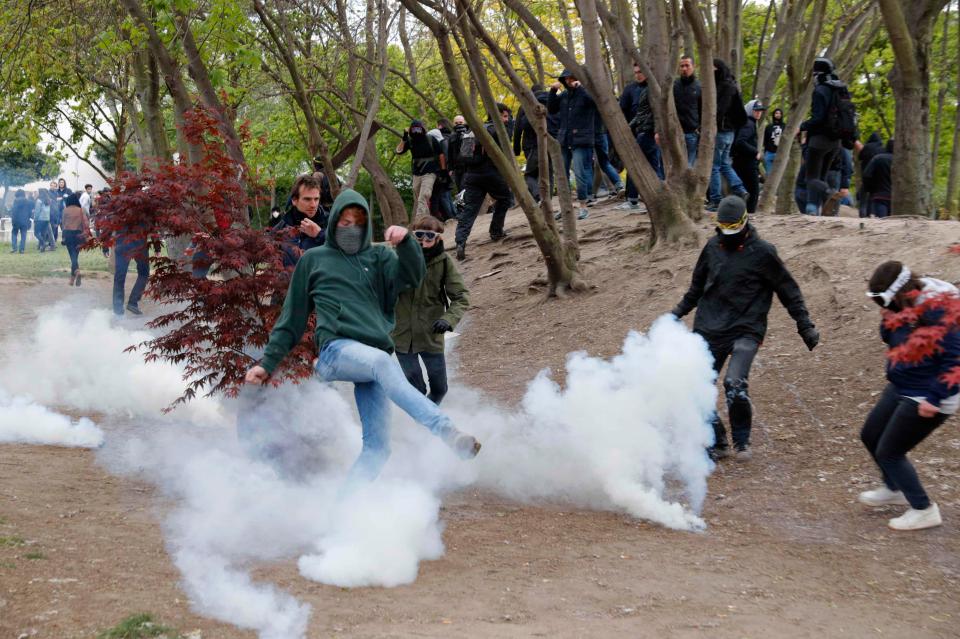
[422,238,445,260]
[337,225,365,255]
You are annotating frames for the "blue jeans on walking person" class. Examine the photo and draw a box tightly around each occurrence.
[764,151,777,175]
[62,230,84,274]
[625,131,665,203]
[595,134,624,192]
[396,351,449,405]
[314,338,458,481]
[684,132,699,167]
[562,145,595,202]
[11,223,28,252]
[707,130,746,204]
[113,239,149,314]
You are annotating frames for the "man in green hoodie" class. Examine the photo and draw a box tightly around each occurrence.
[245,189,481,480]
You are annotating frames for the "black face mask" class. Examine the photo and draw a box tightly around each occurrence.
[718,227,748,249]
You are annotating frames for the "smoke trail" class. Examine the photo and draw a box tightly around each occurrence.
[0,387,103,448]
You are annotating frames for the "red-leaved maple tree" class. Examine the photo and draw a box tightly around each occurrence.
[96,107,315,409]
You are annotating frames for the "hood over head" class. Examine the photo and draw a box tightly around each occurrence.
[557,68,576,81]
[867,131,883,145]
[326,188,373,253]
[713,58,733,82]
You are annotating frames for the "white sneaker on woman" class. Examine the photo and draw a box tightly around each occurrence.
[858,486,909,506]
[888,504,942,531]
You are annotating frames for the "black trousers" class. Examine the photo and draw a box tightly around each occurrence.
[860,384,949,509]
[454,170,511,247]
[804,137,839,212]
[704,335,760,448]
[732,157,760,213]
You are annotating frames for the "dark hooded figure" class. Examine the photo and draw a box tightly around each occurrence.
[857,132,885,217]
[799,57,848,215]
[707,59,749,209]
[863,139,894,218]
[672,195,818,461]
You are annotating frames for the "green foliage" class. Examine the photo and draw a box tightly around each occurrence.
[0,535,25,547]
[96,614,182,639]
[24,551,45,560]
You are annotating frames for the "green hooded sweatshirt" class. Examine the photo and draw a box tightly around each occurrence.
[260,189,426,374]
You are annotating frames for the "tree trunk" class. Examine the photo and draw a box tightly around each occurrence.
[930,5,951,197]
[946,5,960,218]
[877,0,947,217]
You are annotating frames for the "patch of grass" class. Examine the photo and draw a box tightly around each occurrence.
[24,551,45,560]
[0,244,109,278]
[0,535,25,547]
[0,516,7,525]
[0,560,14,569]
[96,614,182,639]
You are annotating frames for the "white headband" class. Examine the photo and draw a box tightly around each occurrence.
[866,266,911,307]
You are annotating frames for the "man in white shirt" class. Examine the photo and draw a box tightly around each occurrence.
[78,184,94,215]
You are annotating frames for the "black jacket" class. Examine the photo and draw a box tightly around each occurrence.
[620,80,655,134]
[272,205,328,267]
[732,118,759,161]
[859,132,884,173]
[863,152,893,198]
[673,225,814,343]
[714,60,747,132]
[10,197,33,226]
[762,119,785,153]
[447,124,470,171]
[801,75,845,138]
[548,84,598,147]
[672,75,702,133]
[468,120,514,175]
[513,90,558,154]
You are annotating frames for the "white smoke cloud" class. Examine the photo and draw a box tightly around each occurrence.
[0,303,224,423]
[5,304,717,639]
[0,387,104,448]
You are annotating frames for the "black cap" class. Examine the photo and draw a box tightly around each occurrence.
[716,196,747,234]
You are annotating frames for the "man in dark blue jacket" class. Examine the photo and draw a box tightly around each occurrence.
[548,69,597,220]
[9,190,32,254]
[617,62,663,211]
[674,56,702,166]
[513,85,559,202]
[272,174,328,267]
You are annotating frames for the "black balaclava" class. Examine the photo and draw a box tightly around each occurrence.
[422,238,445,260]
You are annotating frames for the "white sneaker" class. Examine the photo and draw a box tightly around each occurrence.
[888,504,942,531]
[614,201,640,211]
[577,208,589,220]
[858,486,909,507]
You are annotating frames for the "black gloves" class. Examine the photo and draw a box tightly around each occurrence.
[800,326,820,351]
[670,306,683,319]
[432,319,452,334]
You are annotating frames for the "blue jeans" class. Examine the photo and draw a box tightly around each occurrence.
[708,130,745,203]
[11,223,28,252]
[315,338,457,480]
[114,240,149,314]
[396,351,448,405]
[684,132,699,167]
[62,230,84,274]
[764,151,777,175]
[595,134,623,191]
[562,145,595,202]
[625,131,665,203]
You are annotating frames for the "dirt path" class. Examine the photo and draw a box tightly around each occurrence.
[2,209,959,638]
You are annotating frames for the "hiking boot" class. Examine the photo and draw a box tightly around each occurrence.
[126,304,143,316]
[577,208,589,221]
[455,244,466,261]
[490,230,509,241]
[74,272,81,286]
[615,201,641,211]
[443,430,482,459]
[734,444,752,461]
[888,504,942,531]
[858,486,909,507]
[708,444,731,461]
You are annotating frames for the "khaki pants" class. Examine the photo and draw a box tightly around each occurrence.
[412,173,437,218]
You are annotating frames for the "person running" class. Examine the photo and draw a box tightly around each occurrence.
[245,189,481,481]
[393,215,469,405]
[61,192,91,286]
[672,195,819,460]
[707,59,750,211]
[859,261,960,531]
[762,108,785,175]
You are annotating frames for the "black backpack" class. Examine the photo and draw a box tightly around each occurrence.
[456,129,478,165]
[825,83,858,147]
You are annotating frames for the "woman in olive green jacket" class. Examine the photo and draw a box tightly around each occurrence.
[393,215,469,404]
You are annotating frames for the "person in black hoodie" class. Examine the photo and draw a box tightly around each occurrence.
[673,56,702,166]
[454,103,515,261]
[617,63,663,211]
[707,59,749,210]
[863,139,894,218]
[857,132,885,217]
[272,174,329,267]
[548,68,599,220]
[762,108,785,175]
[9,190,32,254]
[672,195,819,460]
[447,115,470,193]
[799,57,846,215]
[732,100,766,213]
[513,84,558,202]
